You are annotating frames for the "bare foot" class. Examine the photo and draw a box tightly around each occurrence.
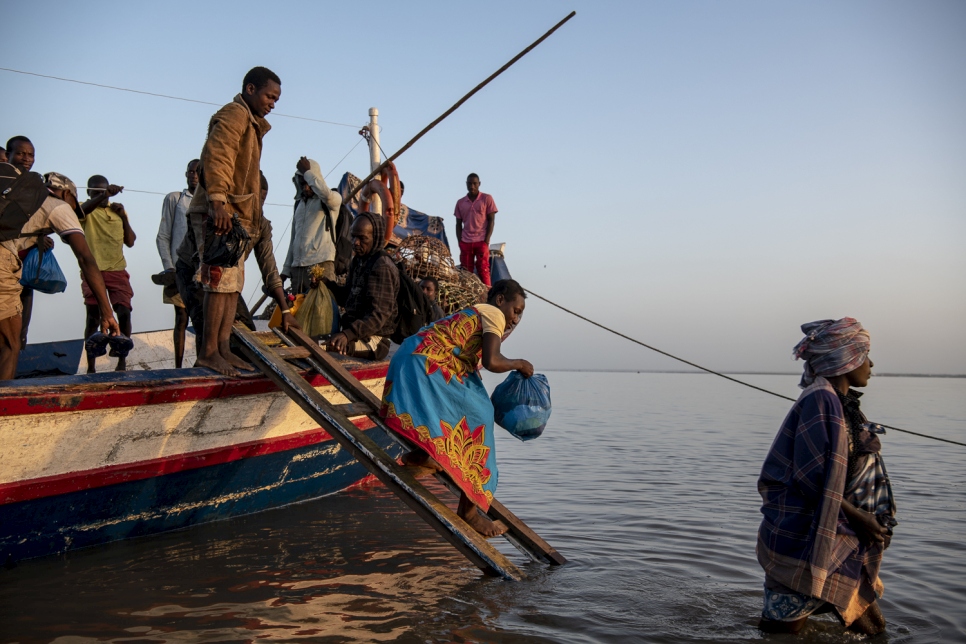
[457,494,507,537]
[195,354,240,377]
[223,351,256,372]
[460,506,508,538]
[847,601,886,636]
[402,450,443,469]
[400,450,444,479]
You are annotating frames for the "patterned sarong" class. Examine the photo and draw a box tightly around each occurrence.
[379,307,498,510]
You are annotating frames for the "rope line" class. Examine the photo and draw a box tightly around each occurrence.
[0,67,359,128]
[524,288,966,448]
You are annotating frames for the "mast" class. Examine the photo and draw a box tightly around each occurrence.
[364,107,384,214]
[368,107,381,171]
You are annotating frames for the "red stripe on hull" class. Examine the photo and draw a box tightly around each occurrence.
[0,366,389,416]
[0,417,378,506]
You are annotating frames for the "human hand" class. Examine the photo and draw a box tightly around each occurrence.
[516,359,534,378]
[280,274,289,283]
[38,235,54,251]
[328,332,349,355]
[101,315,121,337]
[281,312,301,333]
[107,184,123,197]
[297,156,311,173]
[212,202,232,235]
[848,509,889,547]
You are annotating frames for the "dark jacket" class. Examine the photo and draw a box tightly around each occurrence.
[329,212,397,342]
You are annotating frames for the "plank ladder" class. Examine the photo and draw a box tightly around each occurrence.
[231,324,566,581]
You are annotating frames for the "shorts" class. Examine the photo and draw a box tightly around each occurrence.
[163,282,184,307]
[81,269,134,310]
[0,248,24,321]
[200,259,247,294]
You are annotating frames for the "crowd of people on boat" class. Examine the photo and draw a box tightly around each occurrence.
[0,67,503,379]
[1,66,896,637]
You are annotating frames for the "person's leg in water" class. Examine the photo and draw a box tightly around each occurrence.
[758,616,808,634]
[84,304,101,373]
[173,305,188,368]
[113,303,131,371]
[0,314,22,380]
[19,288,32,349]
[847,601,886,636]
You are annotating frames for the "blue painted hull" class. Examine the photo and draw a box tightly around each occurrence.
[0,426,402,564]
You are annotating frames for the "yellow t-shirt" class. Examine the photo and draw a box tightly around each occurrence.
[476,303,506,337]
[81,206,127,271]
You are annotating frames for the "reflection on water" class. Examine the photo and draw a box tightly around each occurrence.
[1,373,963,643]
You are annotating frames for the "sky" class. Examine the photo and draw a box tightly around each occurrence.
[3,0,964,375]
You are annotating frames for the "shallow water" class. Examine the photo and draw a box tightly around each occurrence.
[1,373,963,643]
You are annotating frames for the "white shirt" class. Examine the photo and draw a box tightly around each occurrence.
[156,188,193,271]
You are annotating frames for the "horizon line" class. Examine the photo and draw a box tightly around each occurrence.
[536,369,966,379]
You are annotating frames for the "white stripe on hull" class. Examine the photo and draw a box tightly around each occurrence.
[1,377,386,486]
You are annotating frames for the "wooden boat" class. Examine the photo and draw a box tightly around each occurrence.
[0,106,506,566]
[0,329,399,564]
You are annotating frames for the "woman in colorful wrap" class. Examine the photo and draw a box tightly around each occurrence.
[757,318,896,636]
[379,279,533,537]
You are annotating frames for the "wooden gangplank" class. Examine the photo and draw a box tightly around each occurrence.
[274,327,566,567]
[231,325,525,580]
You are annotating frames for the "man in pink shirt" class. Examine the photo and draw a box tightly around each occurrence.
[453,173,498,286]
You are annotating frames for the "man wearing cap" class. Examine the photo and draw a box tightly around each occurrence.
[0,170,119,380]
[79,174,136,372]
[189,65,297,377]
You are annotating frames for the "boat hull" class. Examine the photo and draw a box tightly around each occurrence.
[0,361,397,564]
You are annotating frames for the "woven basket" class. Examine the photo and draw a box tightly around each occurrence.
[393,235,456,282]
[437,268,488,315]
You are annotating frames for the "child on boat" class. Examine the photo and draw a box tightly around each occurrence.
[379,279,533,537]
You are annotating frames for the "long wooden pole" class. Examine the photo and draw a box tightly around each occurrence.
[346,10,576,200]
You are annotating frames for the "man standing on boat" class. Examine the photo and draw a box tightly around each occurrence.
[453,173,497,286]
[281,156,342,294]
[156,160,199,368]
[79,175,136,373]
[190,66,298,377]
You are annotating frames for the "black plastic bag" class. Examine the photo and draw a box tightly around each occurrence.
[203,214,250,267]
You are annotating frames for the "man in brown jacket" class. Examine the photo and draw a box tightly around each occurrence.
[190,66,298,376]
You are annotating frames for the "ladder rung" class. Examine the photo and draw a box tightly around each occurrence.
[334,402,372,417]
[272,346,311,361]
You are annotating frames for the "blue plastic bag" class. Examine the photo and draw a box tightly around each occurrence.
[491,371,552,441]
[19,247,67,294]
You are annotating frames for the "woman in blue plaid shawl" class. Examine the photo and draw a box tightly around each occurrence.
[756,318,896,636]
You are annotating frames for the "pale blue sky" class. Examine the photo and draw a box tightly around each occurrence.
[4,1,964,374]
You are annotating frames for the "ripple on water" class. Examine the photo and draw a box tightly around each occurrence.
[0,372,963,643]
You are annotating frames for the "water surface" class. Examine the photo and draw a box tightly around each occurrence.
[1,373,963,643]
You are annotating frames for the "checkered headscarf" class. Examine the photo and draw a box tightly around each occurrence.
[793,318,870,388]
